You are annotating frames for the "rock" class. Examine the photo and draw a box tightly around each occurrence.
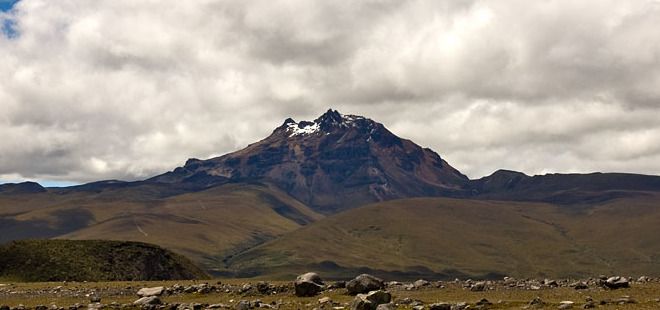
[583,301,596,309]
[35,306,48,310]
[375,304,396,310]
[614,296,636,304]
[350,291,391,310]
[329,281,346,289]
[470,281,486,292]
[529,297,544,307]
[346,274,385,295]
[558,301,574,309]
[89,296,101,303]
[235,301,251,310]
[637,276,649,282]
[412,306,424,310]
[319,297,333,304]
[570,282,588,290]
[0,306,8,310]
[428,303,451,310]
[476,298,492,306]
[543,279,558,287]
[453,303,468,310]
[604,277,629,289]
[413,279,430,288]
[294,272,324,297]
[133,297,161,306]
[397,298,414,305]
[137,287,165,297]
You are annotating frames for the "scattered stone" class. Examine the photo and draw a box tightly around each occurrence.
[319,297,333,304]
[346,274,385,295]
[454,302,468,310]
[413,279,430,288]
[412,306,424,310]
[543,279,558,287]
[583,301,596,309]
[294,272,324,297]
[603,276,629,289]
[428,303,451,310]
[476,298,492,306]
[470,281,486,292]
[529,297,544,307]
[133,296,161,306]
[558,301,574,309]
[350,290,391,310]
[637,276,649,282]
[137,287,165,297]
[0,306,9,310]
[35,306,48,310]
[375,303,396,310]
[89,296,101,303]
[570,281,588,290]
[235,301,251,310]
[614,296,636,304]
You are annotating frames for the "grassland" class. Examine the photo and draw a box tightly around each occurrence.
[0,183,323,271]
[227,195,660,279]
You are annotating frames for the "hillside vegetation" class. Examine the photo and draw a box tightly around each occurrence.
[0,182,323,271]
[0,239,208,281]
[227,195,660,279]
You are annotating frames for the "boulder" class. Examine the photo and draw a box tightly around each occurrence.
[375,304,396,310]
[470,281,486,292]
[570,281,588,290]
[346,274,385,295]
[428,303,451,310]
[133,296,161,306]
[294,272,324,297]
[137,287,165,297]
[604,277,629,289]
[350,290,391,310]
[413,279,430,288]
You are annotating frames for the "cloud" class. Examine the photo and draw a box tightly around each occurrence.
[1,0,660,183]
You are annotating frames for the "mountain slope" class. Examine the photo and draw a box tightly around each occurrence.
[226,195,660,279]
[0,182,322,271]
[151,109,468,213]
[0,239,207,281]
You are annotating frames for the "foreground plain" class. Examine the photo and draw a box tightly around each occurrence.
[1,278,660,309]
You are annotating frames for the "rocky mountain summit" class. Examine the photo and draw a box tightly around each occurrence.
[151,109,468,213]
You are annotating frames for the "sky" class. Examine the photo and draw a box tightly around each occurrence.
[1,0,660,186]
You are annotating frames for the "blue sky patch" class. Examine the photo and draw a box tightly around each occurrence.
[0,0,19,12]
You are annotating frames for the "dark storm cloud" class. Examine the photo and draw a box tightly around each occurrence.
[1,0,659,183]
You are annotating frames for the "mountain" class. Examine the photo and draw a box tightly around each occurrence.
[0,239,207,281]
[151,109,468,213]
[470,170,660,204]
[3,109,660,279]
[0,182,46,194]
[226,195,660,279]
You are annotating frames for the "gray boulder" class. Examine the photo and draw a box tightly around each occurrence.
[604,276,629,289]
[350,290,391,310]
[470,281,486,292]
[133,296,161,306]
[375,303,396,310]
[347,274,385,295]
[294,272,324,297]
[137,287,165,297]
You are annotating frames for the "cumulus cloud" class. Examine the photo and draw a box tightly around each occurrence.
[1,0,660,183]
